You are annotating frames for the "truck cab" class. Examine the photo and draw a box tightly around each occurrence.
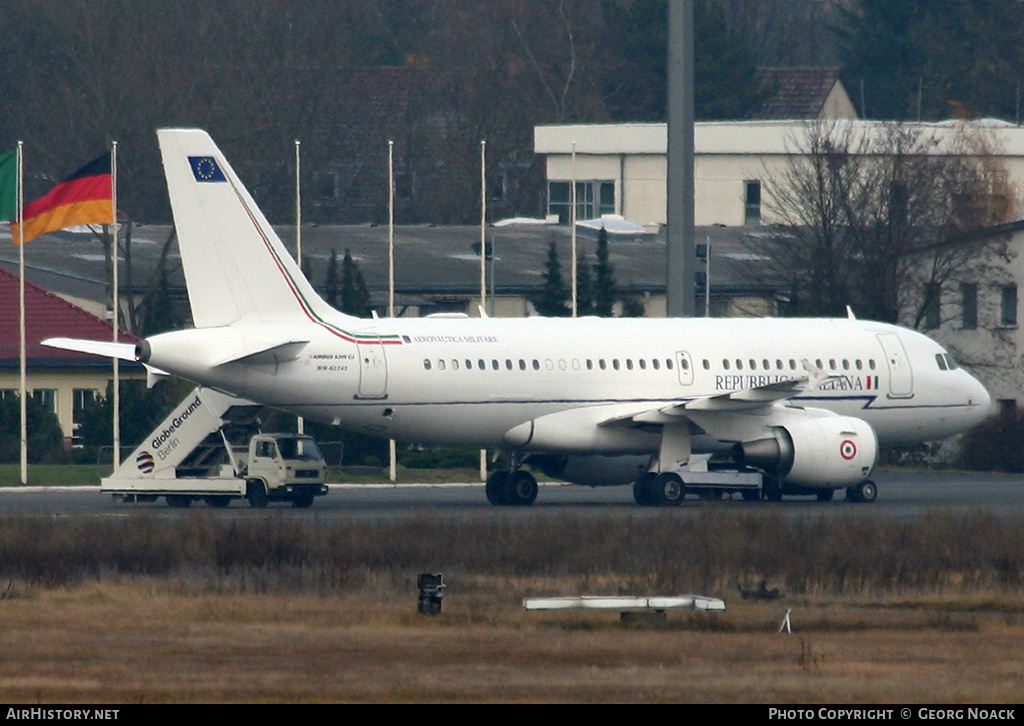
[243,433,329,508]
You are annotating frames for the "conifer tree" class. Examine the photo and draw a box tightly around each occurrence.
[575,246,594,316]
[340,247,373,317]
[531,240,570,316]
[324,248,341,309]
[593,226,617,317]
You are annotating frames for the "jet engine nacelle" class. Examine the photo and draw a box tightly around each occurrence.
[736,414,877,488]
[528,453,651,488]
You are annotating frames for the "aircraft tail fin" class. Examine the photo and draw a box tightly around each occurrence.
[157,129,338,329]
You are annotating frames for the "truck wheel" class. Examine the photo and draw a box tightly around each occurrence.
[292,494,315,508]
[204,496,231,508]
[166,495,192,508]
[247,480,269,508]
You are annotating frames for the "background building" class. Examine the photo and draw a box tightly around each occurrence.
[0,267,142,447]
[535,120,1024,230]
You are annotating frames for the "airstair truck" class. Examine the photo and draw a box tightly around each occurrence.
[102,387,328,508]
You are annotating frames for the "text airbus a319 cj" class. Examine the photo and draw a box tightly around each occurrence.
[47,130,993,506]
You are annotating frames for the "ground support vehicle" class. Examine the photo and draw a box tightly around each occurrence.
[102,387,328,508]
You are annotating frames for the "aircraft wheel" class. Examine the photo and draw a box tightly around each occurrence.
[816,488,835,502]
[741,489,761,502]
[504,470,538,506]
[633,473,656,506]
[485,471,510,505]
[846,480,877,503]
[650,472,685,506]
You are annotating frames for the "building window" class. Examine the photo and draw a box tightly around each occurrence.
[922,283,941,330]
[1001,284,1018,327]
[548,180,615,224]
[744,180,761,226]
[32,389,56,413]
[961,283,978,330]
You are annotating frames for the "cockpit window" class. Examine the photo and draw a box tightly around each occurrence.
[935,353,959,371]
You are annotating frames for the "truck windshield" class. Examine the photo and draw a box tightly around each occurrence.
[276,436,323,461]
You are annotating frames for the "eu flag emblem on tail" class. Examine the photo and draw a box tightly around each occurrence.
[188,156,226,182]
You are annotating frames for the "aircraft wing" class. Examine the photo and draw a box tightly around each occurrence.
[599,360,837,428]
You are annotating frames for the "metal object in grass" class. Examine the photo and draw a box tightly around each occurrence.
[417,573,445,615]
[522,594,725,615]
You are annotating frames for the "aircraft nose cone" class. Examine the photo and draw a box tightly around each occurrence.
[968,375,995,422]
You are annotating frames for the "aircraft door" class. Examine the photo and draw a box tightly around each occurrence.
[876,333,913,398]
[676,351,694,386]
[356,338,388,399]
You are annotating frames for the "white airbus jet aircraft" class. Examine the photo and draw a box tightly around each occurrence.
[49,129,993,506]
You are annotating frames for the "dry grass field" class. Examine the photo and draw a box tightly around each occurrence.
[0,510,1021,703]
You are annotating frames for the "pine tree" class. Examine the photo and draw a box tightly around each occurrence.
[531,240,570,316]
[575,246,594,316]
[324,248,341,309]
[340,247,372,317]
[593,226,617,317]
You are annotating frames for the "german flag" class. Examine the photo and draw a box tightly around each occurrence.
[12,152,112,244]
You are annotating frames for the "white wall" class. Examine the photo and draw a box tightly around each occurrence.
[537,121,1024,229]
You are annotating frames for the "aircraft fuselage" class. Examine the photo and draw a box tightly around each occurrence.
[141,313,991,453]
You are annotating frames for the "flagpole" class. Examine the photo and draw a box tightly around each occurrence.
[111,142,120,467]
[479,139,487,483]
[571,141,578,317]
[17,142,26,485]
[295,140,304,436]
[388,140,396,483]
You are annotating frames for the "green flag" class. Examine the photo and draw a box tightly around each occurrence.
[0,150,16,222]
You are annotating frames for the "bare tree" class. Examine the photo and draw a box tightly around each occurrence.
[756,120,1017,326]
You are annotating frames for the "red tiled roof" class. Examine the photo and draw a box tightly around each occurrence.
[0,264,137,364]
[756,67,844,119]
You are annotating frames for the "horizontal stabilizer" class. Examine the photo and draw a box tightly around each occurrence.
[43,337,170,388]
[42,337,137,361]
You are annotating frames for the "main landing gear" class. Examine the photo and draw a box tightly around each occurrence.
[632,472,685,506]
[485,469,539,506]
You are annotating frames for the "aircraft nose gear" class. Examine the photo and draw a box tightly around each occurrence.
[485,469,539,506]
